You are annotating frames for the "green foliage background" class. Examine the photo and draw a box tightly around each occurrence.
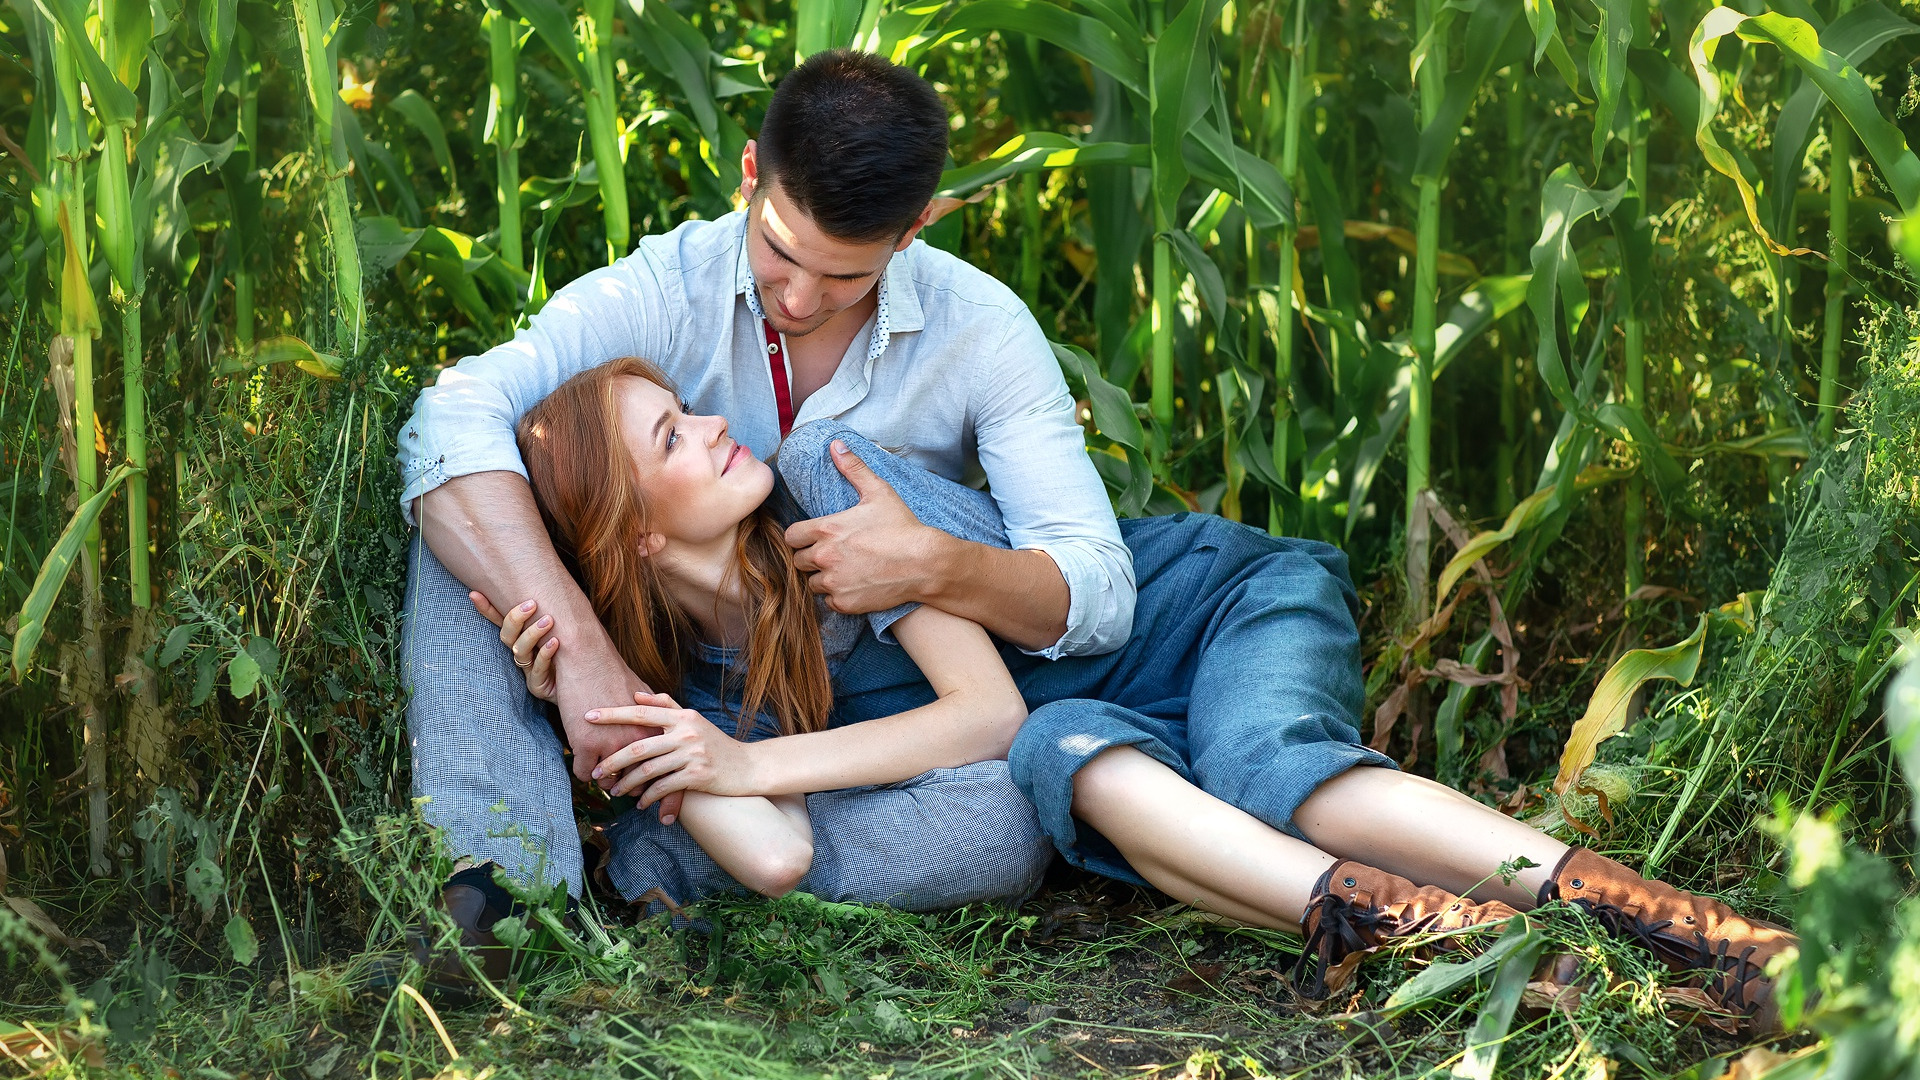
[2,0,1920,1074]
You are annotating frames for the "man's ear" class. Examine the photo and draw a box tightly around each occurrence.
[893,202,935,252]
[738,140,759,206]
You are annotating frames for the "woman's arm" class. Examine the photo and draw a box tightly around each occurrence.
[587,606,1028,804]
[676,792,814,897]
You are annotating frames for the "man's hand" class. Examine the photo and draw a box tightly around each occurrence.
[784,440,947,614]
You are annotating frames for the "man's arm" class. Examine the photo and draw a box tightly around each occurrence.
[783,442,1069,650]
[418,472,680,817]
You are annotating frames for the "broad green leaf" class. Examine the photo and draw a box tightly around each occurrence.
[1411,0,1527,183]
[104,0,151,93]
[1527,165,1625,415]
[1592,401,1687,506]
[244,635,280,682]
[9,464,138,681]
[1054,341,1152,516]
[1627,46,1697,131]
[1385,915,1536,1014]
[356,215,425,276]
[1554,615,1708,795]
[1691,7,1920,257]
[935,1,1147,98]
[626,0,746,191]
[228,648,261,699]
[1183,119,1295,229]
[158,622,200,667]
[1589,0,1631,164]
[184,856,223,916]
[390,89,458,190]
[936,133,1147,201]
[223,913,259,966]
[1454,924,1549,1080]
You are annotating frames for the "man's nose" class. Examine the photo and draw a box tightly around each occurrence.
[781,276,823,319]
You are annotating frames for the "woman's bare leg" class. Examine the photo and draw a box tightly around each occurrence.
[1070,747,1336,933]
[1292,766,1569,908]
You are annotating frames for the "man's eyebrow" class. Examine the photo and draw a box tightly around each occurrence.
[764,232,877,282]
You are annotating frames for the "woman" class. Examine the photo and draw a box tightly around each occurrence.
[484,358,1795,1031]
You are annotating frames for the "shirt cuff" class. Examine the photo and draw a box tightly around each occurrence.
[396,444,531,528]
[1016,543,1107,660]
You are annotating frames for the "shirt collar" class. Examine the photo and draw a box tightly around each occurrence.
[733,217,924,363]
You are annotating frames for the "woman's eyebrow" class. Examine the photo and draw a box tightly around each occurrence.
[650,408,671,449]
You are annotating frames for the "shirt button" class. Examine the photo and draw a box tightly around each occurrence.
[766,342,779,355]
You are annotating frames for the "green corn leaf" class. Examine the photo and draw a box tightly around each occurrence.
[870,2,947,61]
[248,335,345,379]
[197,0,235,123]
[936,133,1147,201]
[103,0,150,93]
[1149,0,1222,224]
[1433,460,1623,606]
[1592,402,1688,507]
[390,89,458,191]
[1054,341,1152,516]
[1589,0,1631,164]
[1627,47,1698,131]
[627,0,747,192]
[501,0,588,85]
[1165,228,1226,325]
[1411,0,1528,183]
[797,0,883,58]
[37,0,139,126]
[1524,0,1583,94]
[10,463,139,681]
[1385,915,1536,1015]
[1767,2,1920,236]
[1069,0,1143,42]
[1528,164,1625,416]
[1183,119,1295,229]
[1691,7,1920,258]
[1555,614,1709,795]
[935,1,1147,98]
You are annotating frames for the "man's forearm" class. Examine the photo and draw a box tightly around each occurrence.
[417,472,647,741]
[922,537,1068,652]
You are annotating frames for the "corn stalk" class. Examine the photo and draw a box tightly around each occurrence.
[1821,0,1859,439]
[1266,0,1310,533]
[484,2,527,272]
[292,0,366,354]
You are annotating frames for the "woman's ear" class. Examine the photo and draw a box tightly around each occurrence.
[638,531,668,558]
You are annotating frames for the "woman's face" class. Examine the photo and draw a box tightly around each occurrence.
[615,376,774,548]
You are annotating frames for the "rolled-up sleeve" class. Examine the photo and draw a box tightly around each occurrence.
[396,249,680,525]
[970,310,1136,658]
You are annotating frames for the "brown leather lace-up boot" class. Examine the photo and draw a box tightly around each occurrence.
[1293,860,1521,999]
[1538,848,1798,1033]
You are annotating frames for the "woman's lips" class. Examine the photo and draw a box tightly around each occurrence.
[723,443,747,474]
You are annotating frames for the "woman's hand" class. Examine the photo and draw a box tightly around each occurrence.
[470,593,561,703]
[587,692,760,806]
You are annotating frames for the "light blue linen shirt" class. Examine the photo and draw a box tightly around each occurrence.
[396,210,1136,658]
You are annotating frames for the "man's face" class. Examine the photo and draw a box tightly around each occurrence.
[744,182,900,337]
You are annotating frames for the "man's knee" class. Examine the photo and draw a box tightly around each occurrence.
[778,421,873,519]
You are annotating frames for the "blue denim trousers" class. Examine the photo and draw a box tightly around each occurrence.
[781,423,1396,886]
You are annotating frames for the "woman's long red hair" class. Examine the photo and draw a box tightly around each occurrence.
[517,358,833,737]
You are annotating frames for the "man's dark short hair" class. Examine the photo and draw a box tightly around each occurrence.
[757,50,949,244]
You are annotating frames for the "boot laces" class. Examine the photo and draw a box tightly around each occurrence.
[1549,890,1765,1017]
[1292,892,1431,998]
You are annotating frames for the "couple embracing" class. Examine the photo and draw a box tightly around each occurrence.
[396,51,1792,1027]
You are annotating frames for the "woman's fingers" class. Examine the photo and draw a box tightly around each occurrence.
[510,611,553,668]
[636,769,698,810]
[528,634,558,691]
[610,749,690,798]
[470,591,506,628]
[594,732,680,778]
[585,702,688,727]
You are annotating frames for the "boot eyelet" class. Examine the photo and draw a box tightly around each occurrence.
[1343,877,1356,888]
[1450,904,1461,911]
[1569,878,1584,889]
[1683,916,1695,924]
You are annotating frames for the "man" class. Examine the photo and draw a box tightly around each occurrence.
[398,50,1134,955]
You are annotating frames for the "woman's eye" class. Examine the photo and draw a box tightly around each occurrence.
[666,428,681,451]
